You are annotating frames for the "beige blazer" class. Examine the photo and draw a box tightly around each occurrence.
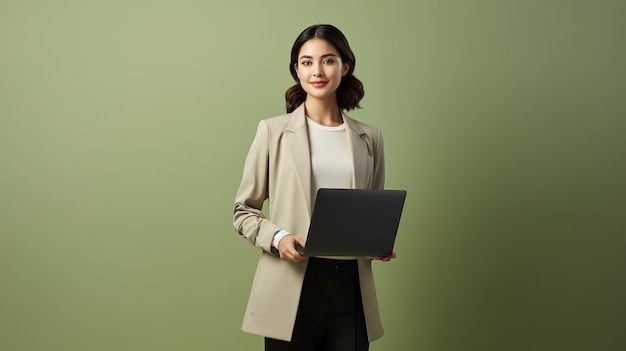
[233,103,386,342]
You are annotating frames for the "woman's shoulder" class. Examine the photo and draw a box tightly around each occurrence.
[248,110,301,141]
[259,107,305,132]
[257,113,289,134]
[262,112,291,126]
[343,114,382,136]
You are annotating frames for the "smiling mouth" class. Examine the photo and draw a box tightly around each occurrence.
[310,81,328,87]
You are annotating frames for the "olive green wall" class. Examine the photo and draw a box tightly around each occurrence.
[1,1,624,350]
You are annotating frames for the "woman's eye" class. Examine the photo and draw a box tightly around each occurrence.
[301,61,312,66]
[323,59,334,64]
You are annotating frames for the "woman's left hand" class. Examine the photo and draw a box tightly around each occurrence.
[374,248,396,262]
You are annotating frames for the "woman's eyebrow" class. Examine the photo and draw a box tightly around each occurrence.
[299,53,339,60]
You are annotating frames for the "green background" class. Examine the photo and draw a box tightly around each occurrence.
[1,0,624,350]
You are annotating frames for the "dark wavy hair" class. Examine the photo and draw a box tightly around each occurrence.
[285,24,364,113]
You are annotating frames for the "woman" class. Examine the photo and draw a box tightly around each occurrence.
[233,24,395,351]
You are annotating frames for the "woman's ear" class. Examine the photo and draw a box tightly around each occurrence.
[342,62,350,76]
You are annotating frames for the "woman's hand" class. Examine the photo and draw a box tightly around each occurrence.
[277,234,307,263]
[374,248,396,262]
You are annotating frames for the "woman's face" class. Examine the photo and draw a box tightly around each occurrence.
[295,38,350,103]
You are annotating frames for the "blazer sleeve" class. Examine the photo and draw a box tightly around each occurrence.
[233,120,281,254]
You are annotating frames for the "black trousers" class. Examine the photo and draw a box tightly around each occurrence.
[265,257,369,351]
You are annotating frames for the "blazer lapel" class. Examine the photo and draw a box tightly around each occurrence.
[344,113,371,189]
[286,104,313,215]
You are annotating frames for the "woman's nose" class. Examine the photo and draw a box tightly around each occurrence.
[313,66,323,77]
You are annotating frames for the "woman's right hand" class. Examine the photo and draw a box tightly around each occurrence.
[277,234,307,262]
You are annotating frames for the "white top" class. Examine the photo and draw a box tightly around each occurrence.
[306,117,353,196]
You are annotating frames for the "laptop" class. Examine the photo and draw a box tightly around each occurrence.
[298,188,407,257]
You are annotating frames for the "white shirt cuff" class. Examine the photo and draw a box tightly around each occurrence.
[272,230,290,249]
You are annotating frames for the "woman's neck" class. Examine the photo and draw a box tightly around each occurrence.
[304,99,343,127]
